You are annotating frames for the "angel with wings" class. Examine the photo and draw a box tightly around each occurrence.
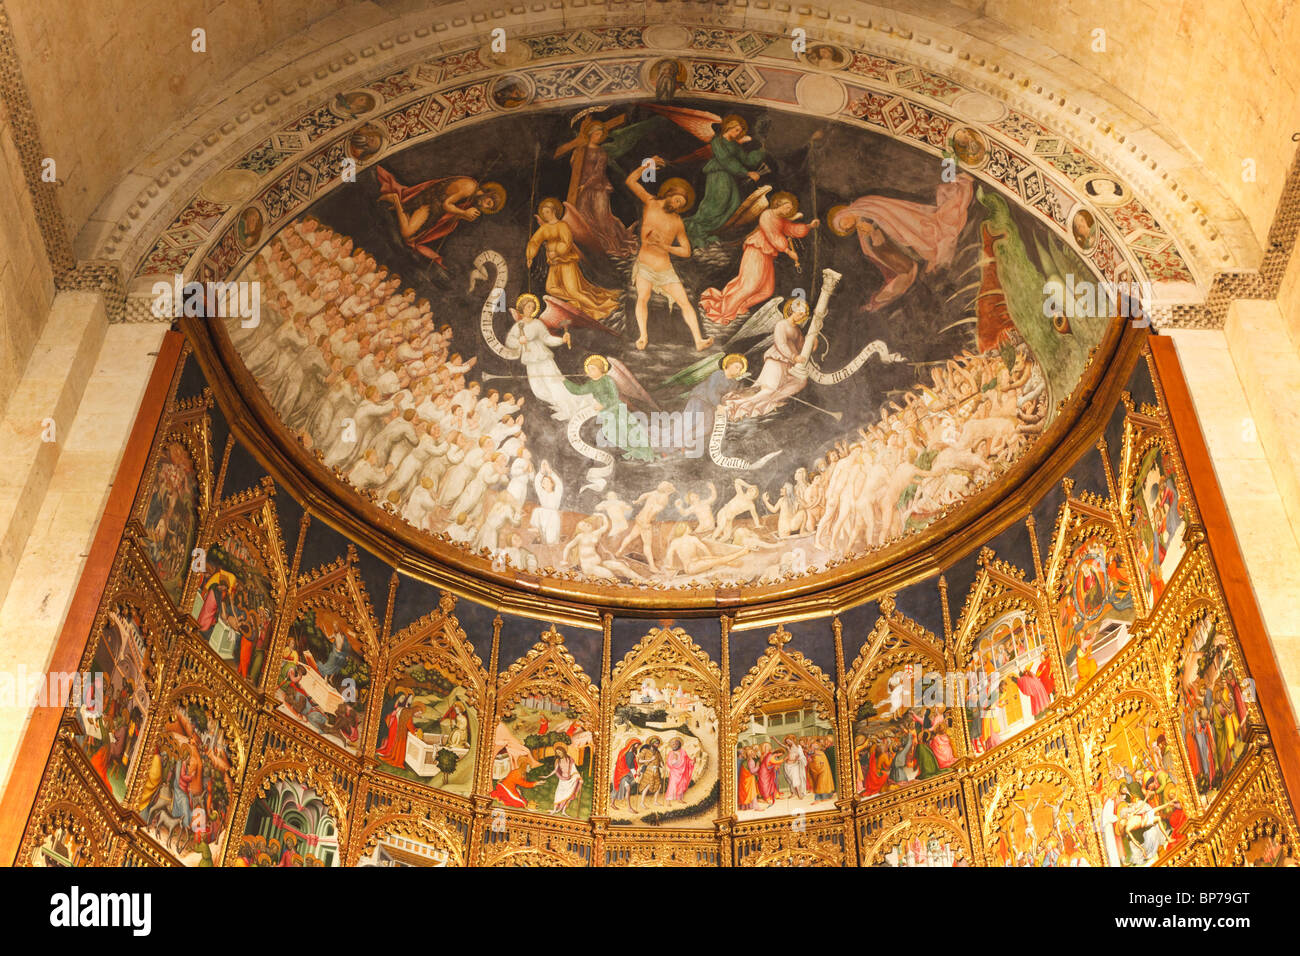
[502,293,592,422]
[644,105,767,248]
[526,198,622,320]
[553,108,669,260]
[564,354,658,462]
[720,296,813,419]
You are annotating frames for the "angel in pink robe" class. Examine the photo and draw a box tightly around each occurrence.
[829,173,974,311]
[665,739,695,801]
[699,193,818,324]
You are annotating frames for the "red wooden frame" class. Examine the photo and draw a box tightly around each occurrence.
[0,330,185,866]
[1150,335,1300,816]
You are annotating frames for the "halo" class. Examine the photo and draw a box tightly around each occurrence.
[584,354,610,375]
[478,182,507,213]
[658,177,696,212]
[783,298,811,323]
[722,353,748,374]
[827,203,854,236]
[514,293,541,315]
[720,113,748,136]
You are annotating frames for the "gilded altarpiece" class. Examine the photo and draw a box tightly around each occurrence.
[14,347,1300,866]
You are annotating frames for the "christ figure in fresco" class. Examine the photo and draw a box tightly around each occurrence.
[623,160,713,351]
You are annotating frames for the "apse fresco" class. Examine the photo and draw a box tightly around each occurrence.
[1054,534,1136,689]
[228,98,1114,589]
[375,661,476,793]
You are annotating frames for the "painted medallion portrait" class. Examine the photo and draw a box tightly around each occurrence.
[375,660,477,793]
[227,94,1114,593]
[608,675,718,827]
[490,693,593,819]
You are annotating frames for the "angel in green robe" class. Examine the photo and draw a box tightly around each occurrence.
[685,115,766,247]
[564,354,656,462]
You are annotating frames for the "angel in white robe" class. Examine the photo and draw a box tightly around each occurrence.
[503,295,593,421]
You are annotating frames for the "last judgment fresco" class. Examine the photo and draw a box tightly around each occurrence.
[13,13,1300,870]
[229,98,1114,589]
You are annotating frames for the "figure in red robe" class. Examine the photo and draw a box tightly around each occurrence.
[375,168,506,266]
[859,745,890,796]
[376,698,422,768]
[699,194,817,324]
[829,174,974,312]
[491,758,538,807]
[1014,668,1052,717]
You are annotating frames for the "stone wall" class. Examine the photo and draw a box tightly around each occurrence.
[0,95,55,423]
[949,0,1300,259]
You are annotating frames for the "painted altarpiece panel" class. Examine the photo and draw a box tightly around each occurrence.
[350,775,473,867]
[182,477,288,693]
[68,541,174,807]
[1119,401,1196,616]
[1045,491,1139,694]
[731,626,839,822]
[845,606,963,803]
[967,724,1098,867]
[955,554,1063,757]
[489,624,599,822]
[607,625,723,829]
[855,778,973,867]
[271,548,380,756]
[19,745,122,868]
[369,596,487,796]
[132,396,213,608]
[125,633,260,867]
